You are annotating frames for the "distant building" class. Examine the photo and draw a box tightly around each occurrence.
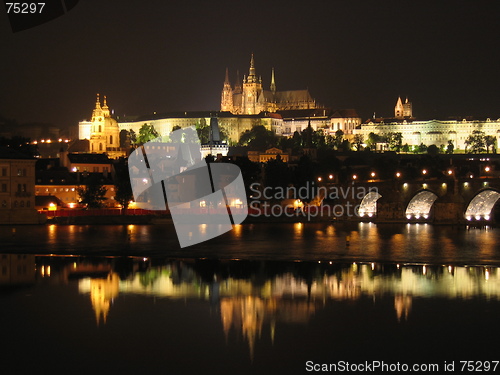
[394,96,413,119]
[355,98,500,150]
[0,147,41,224]
[221,54,318,115]
[248,147,290,163]
[78,94,124,158]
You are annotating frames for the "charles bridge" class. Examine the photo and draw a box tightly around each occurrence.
[326,175,500,224]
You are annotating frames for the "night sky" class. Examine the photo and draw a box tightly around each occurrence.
[1,0,499,133]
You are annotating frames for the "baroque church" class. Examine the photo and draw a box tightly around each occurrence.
[79,94,123,158]
[221,54,317,115]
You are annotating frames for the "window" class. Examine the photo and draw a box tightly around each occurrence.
[1,168,6,176]
[93,167,99,172]
[14,201,18,208]
[27,201,30,207]
[20,201,24,207]
[1,183,6,192]
[110,135,113,144]
[1,200,6,208]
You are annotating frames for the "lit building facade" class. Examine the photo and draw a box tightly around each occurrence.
[0,147,40,224]
[355,98,500,150]
[221,55,317,115]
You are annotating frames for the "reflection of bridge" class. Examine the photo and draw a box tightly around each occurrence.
[334,177,500,223]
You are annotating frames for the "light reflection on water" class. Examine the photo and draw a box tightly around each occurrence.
[2,254,500,374]
[1,222,500,264]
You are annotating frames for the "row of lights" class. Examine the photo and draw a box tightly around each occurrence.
[466,215,491,221]
[32,139,70,144]
[321,167,491,182]
[406,214,430,220]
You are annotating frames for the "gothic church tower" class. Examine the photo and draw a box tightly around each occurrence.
[221,68,234,112]
[242,54,264,115]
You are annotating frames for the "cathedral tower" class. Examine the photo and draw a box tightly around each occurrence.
[221,68,234,112]
[242,54,264,115]
[395,96,412,119]
[395,96,404,119]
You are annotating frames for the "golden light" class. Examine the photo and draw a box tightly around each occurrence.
[48,202,56,211]
[370,172,376,178]
[328,174,333,179]
[317,177,322,182]
[447,169,453,175]
[422,169,427,175]
[352,174,357,180]
[485,166,491,172]
[396,172,401,178]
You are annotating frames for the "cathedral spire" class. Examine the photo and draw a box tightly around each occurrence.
[270,68,276,93]
[248,53,256,83]
[234,70,242,94]
[224,67,230,84]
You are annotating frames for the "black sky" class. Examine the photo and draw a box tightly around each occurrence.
[1,0,500,132]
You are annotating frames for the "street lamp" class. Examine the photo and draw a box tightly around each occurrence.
[396,172,401,178]
[317,177,322,182]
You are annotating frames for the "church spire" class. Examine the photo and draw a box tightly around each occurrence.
[248,53,256,83]
[270,68,276,93]
[102,95,110,117]
[224,67,230,84]
[95,93,101,109]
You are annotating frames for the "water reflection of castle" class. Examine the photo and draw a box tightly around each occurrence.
[71,260,500,357]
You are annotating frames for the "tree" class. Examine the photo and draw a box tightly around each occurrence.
[387,132,403,152]
[402,143,411,153]
[114,162,134,211]
[465,130,486,154]
[446,140,454,154]
[77,175,108,208]
[414,143,428,154]
[333,130,344,150]
[485,135,496,153]
[366,132,380,150]
[352,134,364,151]
[238,125,277,150]
[135,124,160,145]
[427,144,439,155]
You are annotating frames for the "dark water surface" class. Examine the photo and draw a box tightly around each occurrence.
[1,222,500,264]
[1,223,500,374]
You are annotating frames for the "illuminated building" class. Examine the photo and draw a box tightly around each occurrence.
[355,97,500,150]
[221,54,317,115]
[78,94,124,158]
[0,147,41,224]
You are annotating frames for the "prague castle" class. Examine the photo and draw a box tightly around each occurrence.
[354,97,500,150]
[221,54,317,114]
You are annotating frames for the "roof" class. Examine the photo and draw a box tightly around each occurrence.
[36,168,79,185]
[68,139,90,153]
[278,108,332,119]
[331,109,361,119]
[35,195,65,207]
[67,153,112,164]
[275,90,314,103]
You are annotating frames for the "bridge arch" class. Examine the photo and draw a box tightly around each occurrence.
[358,191,382,217]
[405,190,438,220]
[465,188,500,221]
